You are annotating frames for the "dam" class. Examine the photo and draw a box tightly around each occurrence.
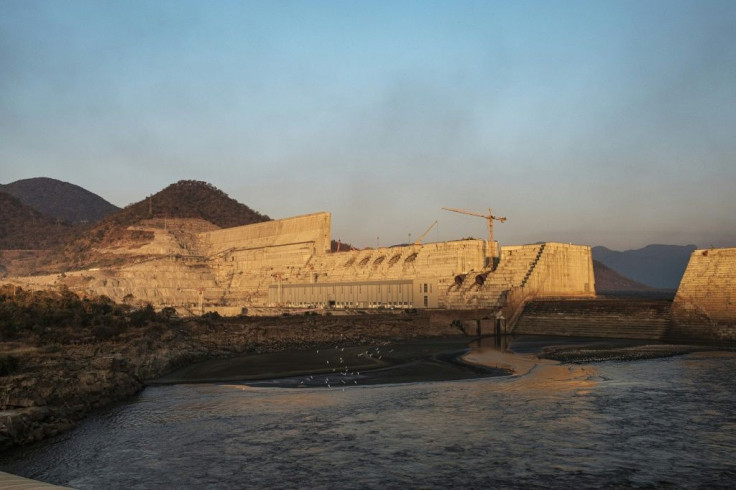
[10,212,596,316]
[8,211,734,340]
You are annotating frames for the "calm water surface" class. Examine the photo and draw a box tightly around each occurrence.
[2,338,735,488]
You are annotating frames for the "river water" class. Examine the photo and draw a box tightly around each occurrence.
[2,337,735,488]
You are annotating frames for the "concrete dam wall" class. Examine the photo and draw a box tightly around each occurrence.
[671,247,736,341]
[8,212,596,314]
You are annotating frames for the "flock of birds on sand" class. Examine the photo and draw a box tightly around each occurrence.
[297,342,395,390]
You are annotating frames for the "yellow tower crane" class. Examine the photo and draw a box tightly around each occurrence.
[414,220,438,245]
[442,207,506,243]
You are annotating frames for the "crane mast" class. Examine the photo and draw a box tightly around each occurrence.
[414,220,438,246]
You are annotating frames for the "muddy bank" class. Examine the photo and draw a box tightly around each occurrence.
[154,337,509,388]
[0,312,464,451]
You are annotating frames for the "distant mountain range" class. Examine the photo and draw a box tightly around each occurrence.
[1,177,119,224]
[592,244,697,290]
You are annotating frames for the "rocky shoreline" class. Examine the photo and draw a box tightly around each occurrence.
[537,342,736,364]
[1,312,462,451]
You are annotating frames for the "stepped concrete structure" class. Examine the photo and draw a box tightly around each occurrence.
[671,247,736,341]
[7,212,595,316]
[514,299,673,339]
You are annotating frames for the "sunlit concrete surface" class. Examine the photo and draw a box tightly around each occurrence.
[4,213,595,314]
[0,471,70,489]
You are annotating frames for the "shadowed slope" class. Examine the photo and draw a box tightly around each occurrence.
[1,177,119,224]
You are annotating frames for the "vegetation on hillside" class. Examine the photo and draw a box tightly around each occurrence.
[112,180,270,229]
[0,192,76,250]
[0,285,161,348]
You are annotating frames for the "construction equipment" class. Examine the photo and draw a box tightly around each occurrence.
[414,220,438,245]
[442,207,506,243]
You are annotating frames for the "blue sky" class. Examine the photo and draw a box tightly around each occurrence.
[1,0,735,250]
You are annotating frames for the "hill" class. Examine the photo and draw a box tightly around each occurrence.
[108,180,269,229]
[0,192,75,250]
[592,260,653,292]
[1,177,119,224]
[48,180,271,271]
[592,244,696,289]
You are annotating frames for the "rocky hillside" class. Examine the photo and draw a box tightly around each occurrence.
[45,180,271,271]
[109,180,269,229]
[1,177,119,224]
[0,192,75,250]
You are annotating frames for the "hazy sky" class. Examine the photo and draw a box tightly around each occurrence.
[2,0,735,250]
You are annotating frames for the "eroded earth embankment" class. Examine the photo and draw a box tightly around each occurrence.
[1,312,460,451]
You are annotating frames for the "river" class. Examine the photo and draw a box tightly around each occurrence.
[1,337,735,488]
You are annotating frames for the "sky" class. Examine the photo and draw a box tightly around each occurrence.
[1,0,735,251]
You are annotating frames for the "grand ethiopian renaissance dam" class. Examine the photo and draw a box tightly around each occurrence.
[7,202,735,341]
